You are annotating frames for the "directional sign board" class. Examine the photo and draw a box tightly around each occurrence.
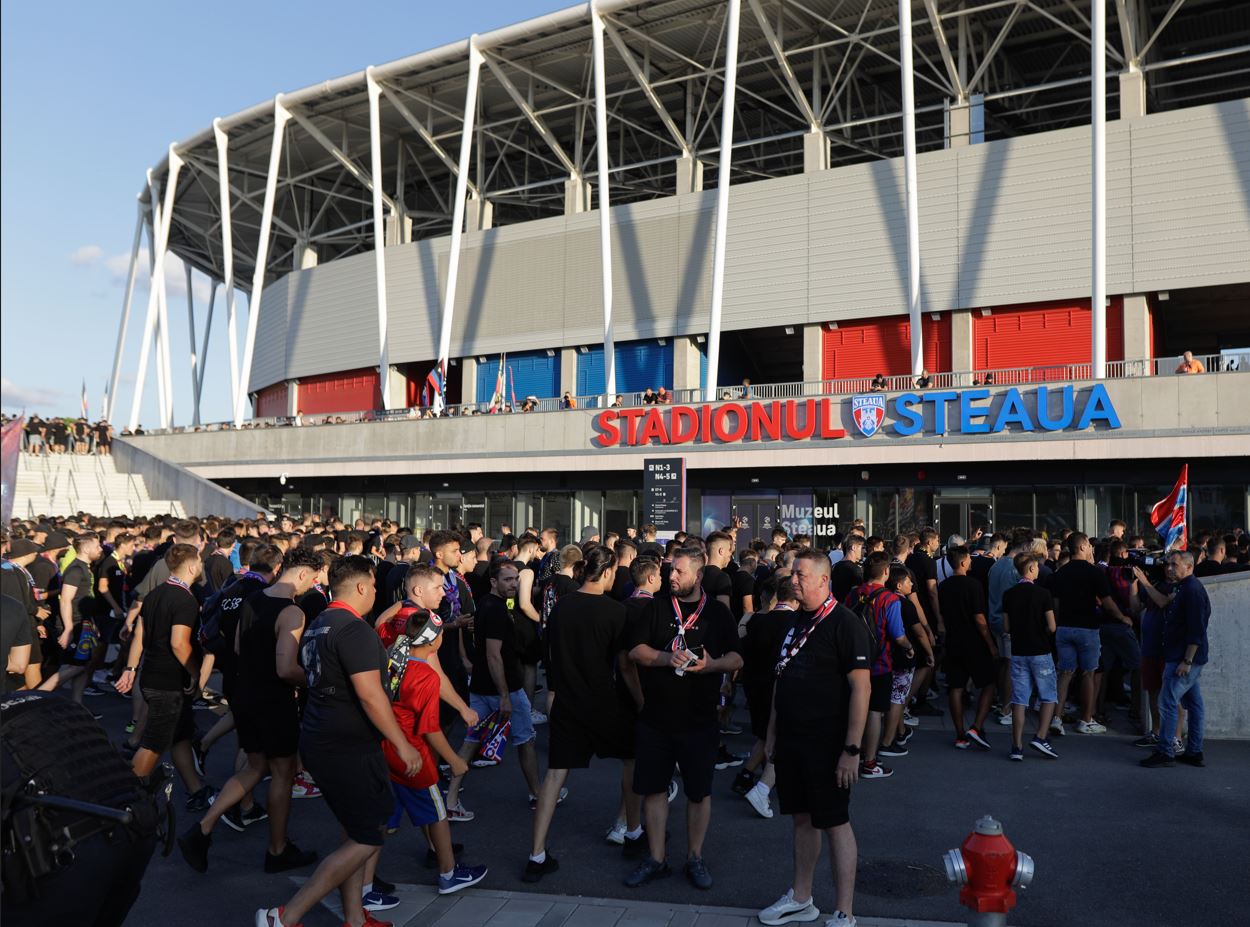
[643,457,686,534]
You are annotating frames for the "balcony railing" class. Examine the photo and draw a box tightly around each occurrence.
[136,352,1247,436]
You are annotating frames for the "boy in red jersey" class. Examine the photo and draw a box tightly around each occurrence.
[384,607,488,894]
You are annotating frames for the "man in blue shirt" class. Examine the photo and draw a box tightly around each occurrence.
[1140,551,1211,768]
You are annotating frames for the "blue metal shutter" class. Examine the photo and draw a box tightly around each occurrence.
[576,340,674,395]
[477,351,560,402]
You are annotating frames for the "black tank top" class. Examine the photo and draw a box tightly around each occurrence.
[237,589,295,698]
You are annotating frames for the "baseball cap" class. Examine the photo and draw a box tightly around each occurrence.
[459,539,474,554]
[6,539,43,557]
[581,525,600,543]
[43,531,71,551]
[400,535,422,550]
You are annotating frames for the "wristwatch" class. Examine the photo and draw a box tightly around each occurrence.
[842,744,861,757]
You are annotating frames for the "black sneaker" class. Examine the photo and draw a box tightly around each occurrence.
[685,855,713,890]
[714,746,745,770]
[177,823,211,873]
[1177,751,1206,767]
[424,843,464,869]
[878,741,909,757]
[223,802,269,833]
[622,833,648,860]
[624,857,671,887]
[522,855,559,884]
[184,786,216,813]
[965,727,992,750]
[372,875,396,894]
[263,842,318,873]
[222,806,246,833]
[730,769,755,796]
[896,728,914,747]
[1139,752,1175,768]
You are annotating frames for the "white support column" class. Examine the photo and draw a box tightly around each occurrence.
[235,96,291,426]
[106,199,144,422]
[195,280,219,420]
[703,0,741,403]
[184,263,200,425]
[436,38,483,375]
[1092,0,1108,379]
[591,4,616,400]
[366,68,394,410]
[899,0,925,376]
[214,119,242,417]
[128,199,159,432]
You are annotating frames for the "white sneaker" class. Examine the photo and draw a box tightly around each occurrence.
[1076,720,1107,734]
[1172,736,1185,755]
[667,778,679,803]
[254,908,284,927]
[758,889,820,925]
[531,710,548,725]
[746,782,774,819]
[825,912,856,927]
[902,709,919,728]
[997,712,1014,726]
[605,820,627,845]
[447,803,475,822]
[1050,718,1065,736]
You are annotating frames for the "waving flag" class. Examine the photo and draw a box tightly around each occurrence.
[1,416,23,523]
[488,355,506,413]
[81,380,89,418]
[1150,464,1188,552]
[423,359,446,415]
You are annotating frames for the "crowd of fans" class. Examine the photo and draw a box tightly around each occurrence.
[0,509,1238,927]
[3,412,114,455]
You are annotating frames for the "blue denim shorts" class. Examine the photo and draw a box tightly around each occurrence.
[464,689,536,746]
[1056,627,1101,673]
[1009,654,1058,706]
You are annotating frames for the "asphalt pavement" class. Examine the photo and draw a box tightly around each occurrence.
[97,683,1250,927]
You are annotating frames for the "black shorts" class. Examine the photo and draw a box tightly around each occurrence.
[944,649,996,690]
[139,688,195,754]
[868,673,892,714]
[745,682,773,741]
[632,719,717,802]
[301,744,394,847]
[548,701,633,769]
[774,737,851,829]
[234,689,300,758]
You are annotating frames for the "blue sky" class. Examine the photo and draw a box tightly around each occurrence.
[0,0,555,425]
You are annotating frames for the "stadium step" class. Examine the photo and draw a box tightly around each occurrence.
[13,452,183,520]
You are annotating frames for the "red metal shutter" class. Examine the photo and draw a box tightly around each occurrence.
[973,298,1124,375]
[821,314,951,379]
[296,368,382,415]
[254,383,288,418]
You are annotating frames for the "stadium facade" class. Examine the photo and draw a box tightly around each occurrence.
[112,0,1250,542]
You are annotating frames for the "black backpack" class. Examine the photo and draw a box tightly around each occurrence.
[199,575,246,658]
[846,586,885,661]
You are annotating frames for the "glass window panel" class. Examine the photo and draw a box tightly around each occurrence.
[514,493,539,536]
[1034,487,1077,539]
[994,490,1033,533]
[1091,485,1131,539]
[866,489,898,538]
[363,494,385,523]
[573,490,602,541]
[461,492,486,534]
[539,493,572,548]
[604,490,635,538]
[896,488,935,536]
[486,492,513,539]
[1191,485,1246,537]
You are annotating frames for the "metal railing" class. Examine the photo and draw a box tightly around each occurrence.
[136,352,1246,436]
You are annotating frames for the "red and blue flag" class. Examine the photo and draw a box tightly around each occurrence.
[1150,464,1188,552]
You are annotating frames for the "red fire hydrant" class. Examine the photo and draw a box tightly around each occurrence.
[943,815,1034,927]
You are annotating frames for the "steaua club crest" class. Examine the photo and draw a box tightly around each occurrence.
[851,394,886,437]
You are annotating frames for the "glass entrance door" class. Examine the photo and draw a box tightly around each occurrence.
[732,496,780,549]
[934,493,993,541]
[429,496,462,531]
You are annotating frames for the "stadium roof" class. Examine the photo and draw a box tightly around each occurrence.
[145,0,1249,290]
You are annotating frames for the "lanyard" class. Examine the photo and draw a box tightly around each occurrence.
[328,599,364,620]
[670,592,707,650]
[630,590,654,600]
[775,596,837,676]
[165,576,193,596]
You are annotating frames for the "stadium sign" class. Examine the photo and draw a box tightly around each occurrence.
[591,384,1120,448]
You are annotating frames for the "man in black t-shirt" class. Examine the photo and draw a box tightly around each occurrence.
[445,561,540,820]
[938,547,998,750]
[204,528,237,593]
[702,532,734,609]
[1048,532,1130,734]
[1002,553,1060,759]
[906,529,943,636]
[38,532,103,705]
[257,556,420,927]
[731,552,759,622]
[759,549,871,927]
[115,544,214,810]
[611,538,638,601]
[830,536,865,602]
[625,548,742,891]
[525,548,643,882]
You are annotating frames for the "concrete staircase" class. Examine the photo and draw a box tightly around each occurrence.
[14,452,184,520]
